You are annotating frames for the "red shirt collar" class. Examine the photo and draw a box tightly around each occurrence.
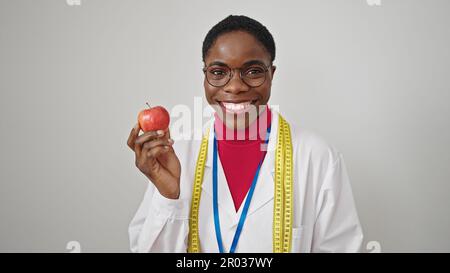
[213,105,272,143]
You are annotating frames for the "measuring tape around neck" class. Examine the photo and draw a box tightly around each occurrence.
[188,114,294,253]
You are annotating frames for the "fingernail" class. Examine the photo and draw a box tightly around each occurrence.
[157,130,164,135]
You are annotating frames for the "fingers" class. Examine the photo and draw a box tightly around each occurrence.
[146,145,171,159]
[140,137,173,161]
[137,138,173,172]
[128,122,173,164]
[133,129,163,157]
[127,123,140,151]
[135,130,166,145]
[141,138,174,153]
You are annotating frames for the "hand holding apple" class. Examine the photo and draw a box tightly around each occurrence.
[127,103,181,199]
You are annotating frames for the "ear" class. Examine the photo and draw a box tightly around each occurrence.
[270,65,276,78]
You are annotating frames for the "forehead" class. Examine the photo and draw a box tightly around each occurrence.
[205,31,270,67]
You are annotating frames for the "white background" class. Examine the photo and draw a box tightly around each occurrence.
[0,0,449,252]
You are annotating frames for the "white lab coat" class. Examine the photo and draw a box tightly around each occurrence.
[129,109,364,253]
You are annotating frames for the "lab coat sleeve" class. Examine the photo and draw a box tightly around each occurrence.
[128,183,190,252]
[312,152,364,252]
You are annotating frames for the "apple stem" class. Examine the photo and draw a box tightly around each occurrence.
[146,102,151,108]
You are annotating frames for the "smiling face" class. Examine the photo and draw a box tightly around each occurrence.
[203,30,276,129]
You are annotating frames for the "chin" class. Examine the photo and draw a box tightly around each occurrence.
[212,101,266,130]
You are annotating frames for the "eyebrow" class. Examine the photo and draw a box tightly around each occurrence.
[207,59,267,67]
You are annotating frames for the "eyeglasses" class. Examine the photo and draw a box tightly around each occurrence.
[203,61,271,88]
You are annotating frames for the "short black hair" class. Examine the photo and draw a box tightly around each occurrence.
[202,15,276,63]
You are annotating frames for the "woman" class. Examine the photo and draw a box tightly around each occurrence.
[127,15,363,253]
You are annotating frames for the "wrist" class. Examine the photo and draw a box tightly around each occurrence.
[160,189,180,200]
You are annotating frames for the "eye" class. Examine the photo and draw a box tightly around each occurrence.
[244,66,265,77]
[249,69,263,74]
[207,67,229,80]
[210,69,226,76]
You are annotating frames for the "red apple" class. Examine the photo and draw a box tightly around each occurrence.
[138,103,170,132]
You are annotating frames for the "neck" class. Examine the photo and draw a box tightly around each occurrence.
[214,105,272,142]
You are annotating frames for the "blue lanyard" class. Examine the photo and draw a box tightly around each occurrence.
[213,125,271,253]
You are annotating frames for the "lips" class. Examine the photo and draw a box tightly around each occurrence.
[218,100,257,114]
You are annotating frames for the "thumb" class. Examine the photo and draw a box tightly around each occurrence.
[161,127,171,141]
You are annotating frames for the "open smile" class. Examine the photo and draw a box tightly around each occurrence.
[216,100,258,114]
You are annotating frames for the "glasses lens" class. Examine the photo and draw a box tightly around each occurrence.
[206,66,230,87]
[242,64,267,87]
[205,64,268,87]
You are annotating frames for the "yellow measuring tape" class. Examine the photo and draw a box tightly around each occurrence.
[188,114,293,253]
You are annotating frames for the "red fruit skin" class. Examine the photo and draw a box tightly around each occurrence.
[138,106,170,132]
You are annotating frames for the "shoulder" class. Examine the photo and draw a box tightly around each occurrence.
[289,122,343,172]
[272,110,342,168]
[289,123,350,192]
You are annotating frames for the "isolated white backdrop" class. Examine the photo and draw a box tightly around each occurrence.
[0,0,449,252]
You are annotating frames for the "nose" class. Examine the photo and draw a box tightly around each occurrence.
[223,70,250,94]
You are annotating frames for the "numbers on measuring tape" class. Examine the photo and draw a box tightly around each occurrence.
[188,127,210,253]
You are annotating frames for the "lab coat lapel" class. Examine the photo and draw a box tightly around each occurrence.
[243,111,278,217]
[201,121,239,226]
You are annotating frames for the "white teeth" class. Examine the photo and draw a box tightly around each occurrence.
[222,101,252,112]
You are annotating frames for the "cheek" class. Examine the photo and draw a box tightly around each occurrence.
[257,84,271,101]
[204,81,218,104]
[203,78,210,93]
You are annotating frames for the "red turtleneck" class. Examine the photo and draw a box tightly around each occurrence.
[214,106,272,211]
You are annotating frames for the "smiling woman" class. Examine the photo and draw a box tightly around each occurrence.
[127,15,364,253]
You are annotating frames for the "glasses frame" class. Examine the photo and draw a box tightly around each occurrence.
[202,62,272,88]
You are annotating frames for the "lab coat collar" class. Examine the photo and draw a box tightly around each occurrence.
[201,108,279,227]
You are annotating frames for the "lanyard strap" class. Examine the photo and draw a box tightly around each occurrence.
[212,126,271,253]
